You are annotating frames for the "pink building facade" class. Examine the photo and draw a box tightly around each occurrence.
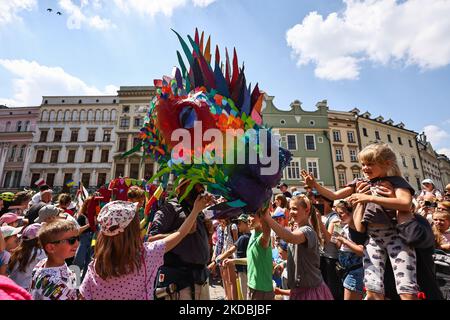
[0,106,40,191]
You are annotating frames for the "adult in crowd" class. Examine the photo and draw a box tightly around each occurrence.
[278,183,292,199]
[418,179,443,201]
[26,189,53,224]
[149,178,212,300]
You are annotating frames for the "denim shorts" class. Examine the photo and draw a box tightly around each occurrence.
[338,251,364,294]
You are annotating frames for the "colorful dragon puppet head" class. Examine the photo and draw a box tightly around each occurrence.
[140,29,292,217]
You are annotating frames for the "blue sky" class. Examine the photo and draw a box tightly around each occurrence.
[1,0,450,155]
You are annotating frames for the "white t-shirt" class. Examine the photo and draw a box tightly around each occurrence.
[31,193,41,205]
[30,259,81,300]
[8,248,47,290]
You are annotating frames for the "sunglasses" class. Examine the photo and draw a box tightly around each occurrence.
[50,236,80,245]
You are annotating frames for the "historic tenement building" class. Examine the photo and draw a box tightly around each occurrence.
[112,86,157,181]
[262,96,335,191]
[328,110,362,189]
[417,132,444,190]
[27,96,118,192]
[353,109,424,191]
[0,106,40,191]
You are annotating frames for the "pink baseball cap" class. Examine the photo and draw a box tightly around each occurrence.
[0,213,23,226]
[20,223,42,241]
[97,201,138,236]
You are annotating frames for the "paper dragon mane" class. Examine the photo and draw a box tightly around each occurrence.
[140,29,292,217]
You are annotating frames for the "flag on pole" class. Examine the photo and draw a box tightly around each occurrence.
[34,177,46,187]
[76,182,89,208]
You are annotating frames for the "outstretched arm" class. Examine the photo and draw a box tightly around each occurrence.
[262,209,306,245]
[301,170,354,200]
[163,194,213,252]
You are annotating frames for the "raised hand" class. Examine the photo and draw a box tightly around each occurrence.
[301,169,315,187]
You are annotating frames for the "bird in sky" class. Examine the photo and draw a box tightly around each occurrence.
[57,12,62,15]
[47,8,52,12]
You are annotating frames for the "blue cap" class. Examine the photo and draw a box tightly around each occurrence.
[278,240,288,251]
[272,210,285,219]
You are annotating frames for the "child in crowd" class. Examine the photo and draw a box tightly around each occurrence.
[0,226,22,275]
[262,195,333,300]
[127,186,148,239]
[332,200,364,300]
[273,239,289,300]
[0,212,27,228]
[79,195,212,300]
[8,223,46,290]
[432,202,450,253]
[303,143,419,300]
[57,194,74,216]
[30,219,82,300]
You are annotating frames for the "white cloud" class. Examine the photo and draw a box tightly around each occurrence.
[0,0,36,26]
[286,0,450,80]
[0,59,118,107]
[59,0,115,30]
[438,148,450,158]
[112,0,215,17]
[192,0,216,7]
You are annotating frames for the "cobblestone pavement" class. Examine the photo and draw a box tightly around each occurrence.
[209,283,225,300]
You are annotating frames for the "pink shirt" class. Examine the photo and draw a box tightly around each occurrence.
[79,240,165,300]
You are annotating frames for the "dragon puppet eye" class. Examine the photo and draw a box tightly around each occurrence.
[179,105,198,129]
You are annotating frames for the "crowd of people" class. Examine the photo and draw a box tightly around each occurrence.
[1,142,450,300]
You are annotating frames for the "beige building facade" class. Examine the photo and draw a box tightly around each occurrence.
[354,109,424,191]
[328,110,362,189]
[112,86,157,181]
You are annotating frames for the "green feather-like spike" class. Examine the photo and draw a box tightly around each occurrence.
[176,50,187,78]
[171,29,194,66]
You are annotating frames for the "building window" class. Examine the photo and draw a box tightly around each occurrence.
[412,157,418,169]
[352,171,361,180]
[54,130,62,142]
[144,163,154,180]
[134,117,143,128]
[333,130,341,142]
[335,148,343,162]
[85,149,94,163]
[363,128,368,137]
[103,130,111,142]
[39,130,48,142]
[416,177,421,190]
[16,121,22,132]
[31,173,40,186]
[18,146,25,161]
[123,105,130,113]
[70,130,78,142]
[87,129,96,142]
[63,173,73,187]
[409,139,413,148]
[115,164,125,178]
[3,172,12,188]
[401,155,407,168]
[5,121,11,131]
[347,131,355,143]
[25,121,30,131]
[305,135,316,151]
[118,138,128,152]
[67,150,76,163]
[46,173,55,187]
[101,149,109,163]
[8,145,16,161]
[81,173,90,187]
[405,176,410,182]
[97,173,107,187]
[50,150,59,163]
[285,159,301,180]
[307,159,319,179]
[398,137,403,145]
[350,149,358,162]
[375,131,381,140]
[133,137,141,148]
[130,163,140,179]
[36,150,45,163]
[387,134,392,143]
[120,117,130,129]
[338,171,346,188]
[280,119,286,125]
[286,134,297,151]
[309,120,315,126]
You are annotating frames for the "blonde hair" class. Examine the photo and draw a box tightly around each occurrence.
[38,219,79,251]
[358,143,402,177]
[290,195,322,244]
[432,209,450,248]
[58,193,72,206]
[94,214,143,280]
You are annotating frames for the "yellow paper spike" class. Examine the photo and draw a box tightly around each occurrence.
[204,36,212,64]
[154,185,164,199]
